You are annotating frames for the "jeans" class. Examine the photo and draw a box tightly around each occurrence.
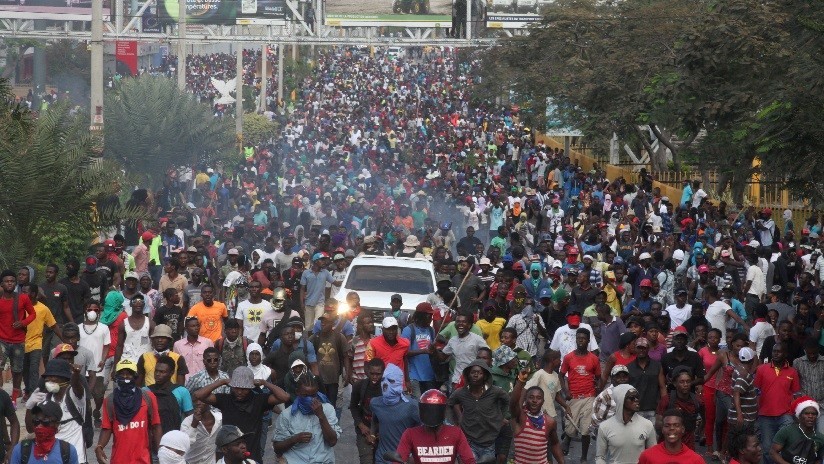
[149,264,162,290]
[468,441,496,462]
[714,391,732,452]
[818,402,824,435]
[319,383,339,409]
[259,415,272,459]
[757,414,793,464]
[409,380,439,400]
[23,349,41,395]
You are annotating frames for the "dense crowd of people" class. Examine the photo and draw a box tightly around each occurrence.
[1,45,824,464]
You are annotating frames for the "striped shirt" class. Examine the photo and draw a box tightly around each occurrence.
[728,364,758,423]
[513,412,549,464]
[349,335,370,382]
[185,369,230,396]
[793,355,824,402]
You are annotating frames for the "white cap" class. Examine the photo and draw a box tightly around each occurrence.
[748,240,761,248]
[582,254,594,261]
[479,257,491,266]
[738,347,755,362]
[638,252,652,261]
[672,249,685,261]
[552,260,562,269]
[381,316,399,329]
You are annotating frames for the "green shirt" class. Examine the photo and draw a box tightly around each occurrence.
[773,424,824,462]
[438,322,483,341]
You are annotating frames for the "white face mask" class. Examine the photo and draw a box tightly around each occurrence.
[86,311,98,322]
[45,381,61,393]
[157,447,186,464]
[294,331,303,340]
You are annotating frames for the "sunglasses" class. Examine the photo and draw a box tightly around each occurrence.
[205,357,220,363]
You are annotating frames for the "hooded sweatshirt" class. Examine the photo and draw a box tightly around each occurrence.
[595,384,656,464]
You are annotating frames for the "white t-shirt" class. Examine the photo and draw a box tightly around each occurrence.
[705,301,732,335]
[235,299,273,343]
[745,264,766,297]
[548,323,598,359]
[749,321,776,357]
[665,303,691,329]
[50,388,87,463]
[692,189,707,208]
[442,333,489,384]
[78,322,111,374]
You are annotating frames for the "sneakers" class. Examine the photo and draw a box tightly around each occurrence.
[11,388,20,409]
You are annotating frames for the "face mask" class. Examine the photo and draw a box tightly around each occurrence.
[116,377,136,392]
[155,349,170,356]
[294,395,315,415]
[44,381,61,393]
[34,424,58,445]
[294,331,303,340]
[157,447,186,464]
[86,311,98,322]
[567,315,581,327]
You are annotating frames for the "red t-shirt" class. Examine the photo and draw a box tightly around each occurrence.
[101,391,161,464]
[396,424,475,464]
[638,442,705,464]
[754,363,800,416]
[106,312,129,358]
[0,294,36,344]
[366,335,411,375]
[560,351,600,398]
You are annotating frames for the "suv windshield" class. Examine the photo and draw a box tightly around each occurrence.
[345,265,434,295]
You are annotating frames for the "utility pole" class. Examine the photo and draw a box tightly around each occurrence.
[277,43,284,111]
[259,44,267,113]
[177,0,187,91]
[236,43,243,140]
[90,0,104,133]
[466,0,472,39]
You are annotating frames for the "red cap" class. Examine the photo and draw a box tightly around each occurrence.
[103,239,116,248]
[415,302,436,314]
[639,278,653,288]
[141,231,154,243]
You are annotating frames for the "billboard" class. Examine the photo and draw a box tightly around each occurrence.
[325,0,451,27]
[0,0,108,17]
[155,0,288,25]
[484,0,550,28]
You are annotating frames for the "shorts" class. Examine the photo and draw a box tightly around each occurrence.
[564,397,593,438]
[0,340,24,374]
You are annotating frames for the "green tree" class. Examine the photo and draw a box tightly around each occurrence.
[103,76,235,186]
[243,112,279,146]
[0,78,139,268]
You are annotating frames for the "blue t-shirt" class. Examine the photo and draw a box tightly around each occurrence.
[311,318,355,337]
[300,269,333,307]
[371,397,421,464]
[11,441,80,464]
[622,298,654,315]
[401,324,436,382]
[270,338,318,363]
[142,385,194,415]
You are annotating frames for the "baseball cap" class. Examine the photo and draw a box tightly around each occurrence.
[51,343,78,359]
[697,264,710,274]
[333,253,345,261]
[311,252,325,262]
[634,337,650,347]
[215,425,254,448]
[187,246,198,253]
[738,347,755,362]
[84,256,98,272]
[228,366,255,389]
[390,294,402,302]
[227,248,239,255]
[104,239,116,249]
[415,303,435,314]
[721,249,731,258]
[675,288,688,296]
[539,288,553,299]
[115,359,138,374]
[124,271,139,281]
[141,231,154,243]
[611,365,629,376]
[639,278,653,288]
[748,240,761,249]
[382,316,399,329]
[671,326,689,338]
[582,254,594,261]
[672,249,685,260]
[32,401,63,421]
[638,252,652,261]
[292,256,303,264]
[479,257,491,266]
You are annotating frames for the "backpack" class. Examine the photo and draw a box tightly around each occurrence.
[49,388,93,448]
[19,439,71,464]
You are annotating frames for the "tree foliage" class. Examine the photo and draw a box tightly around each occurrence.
[103,76,235,186]
[477,0,823,201]
[242,112,279,146]
[0,78,142,268]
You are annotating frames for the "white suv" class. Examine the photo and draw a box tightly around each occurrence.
[335,255,436,332]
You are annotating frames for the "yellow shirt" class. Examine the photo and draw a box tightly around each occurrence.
[476,317,507,350]
[26,302,56,353]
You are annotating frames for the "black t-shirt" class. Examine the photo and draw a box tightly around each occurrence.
[660,350,705,382]
[39,281,68,324]
[153,305,185,340]
[0,389,14,460]
[82,271,105,304]
[214,392,271,463]
[58,278,91,323]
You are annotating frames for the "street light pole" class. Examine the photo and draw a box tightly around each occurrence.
[90,0,104,133]
[177,0,187,91]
